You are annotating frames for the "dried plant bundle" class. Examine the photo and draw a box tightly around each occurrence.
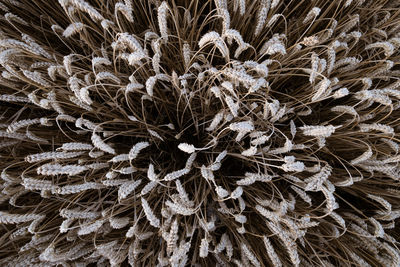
[0,0,399,266]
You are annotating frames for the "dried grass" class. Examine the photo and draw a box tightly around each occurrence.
[0,0,399,266]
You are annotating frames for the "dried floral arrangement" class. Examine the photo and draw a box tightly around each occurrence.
[0,0,399,266]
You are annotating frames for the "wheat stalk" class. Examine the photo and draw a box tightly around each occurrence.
[0,0,399,266]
